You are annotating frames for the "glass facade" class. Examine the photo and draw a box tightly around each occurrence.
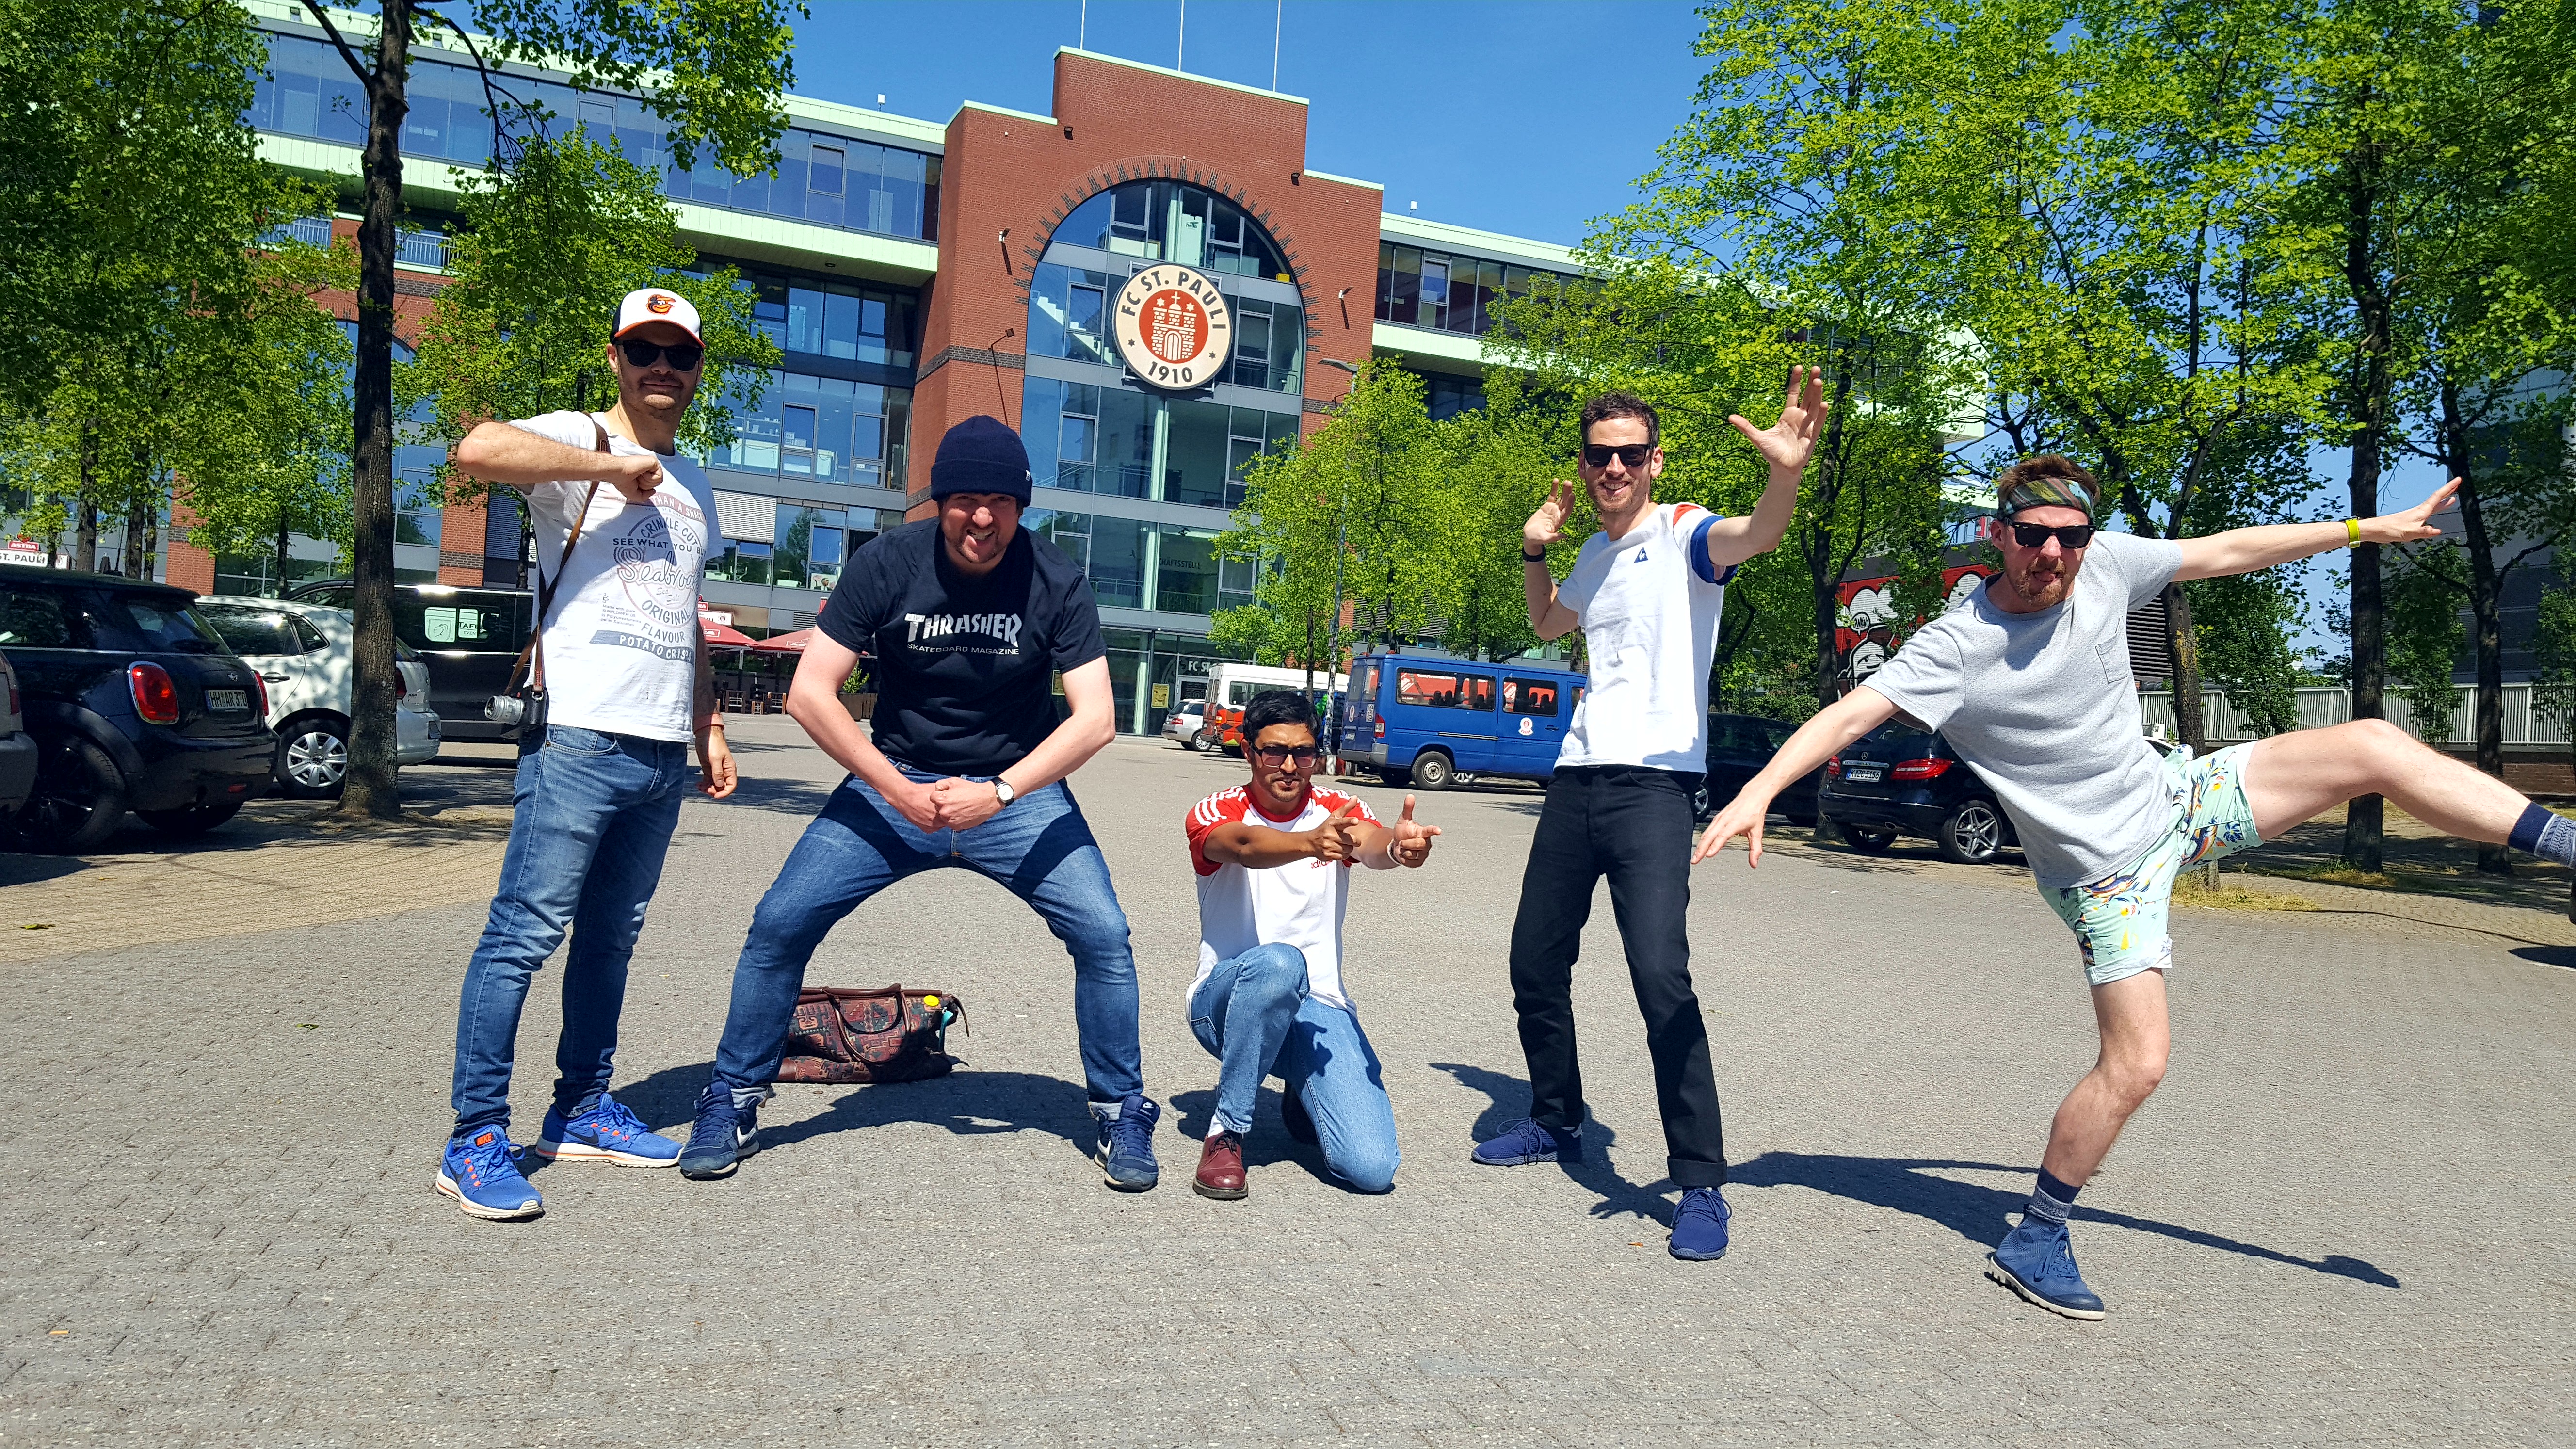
[706,504,902,592]
[1022,381,1299,512]
[1376,242,1572,336]
[1028,261,1302,395]
[1020,509,1254,616]
[249,32,940,242]
[1050,182,1291,279]
[707,370,911,490]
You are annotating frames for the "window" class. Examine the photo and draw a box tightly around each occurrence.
[1397,670,1460,708]
[397,470,442,546]
[1504,677,1561,716]
[397,595,519,651]
[1047,179,1292,279]
[1377,242,1577,338]
[708,368,911,488]
[0,587,85,649]
[809,144,844,196]
[200,607,306,657]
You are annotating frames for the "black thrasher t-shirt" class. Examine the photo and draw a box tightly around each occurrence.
[815,520,1108,776]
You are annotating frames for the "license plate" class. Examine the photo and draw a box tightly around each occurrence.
[205,689,249,712]
[1844,766,1884,783]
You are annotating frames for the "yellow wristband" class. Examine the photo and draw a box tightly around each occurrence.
[2344,518,2362,546]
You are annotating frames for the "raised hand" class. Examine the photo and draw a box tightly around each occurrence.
[1307,798,1364,863]
[2370,478,2462,545]
[1524,476,1581,551]
[1692,792,1768,867]
[607,451,664,506]
[1388,793,1441,868]
[1727,364,1829,476]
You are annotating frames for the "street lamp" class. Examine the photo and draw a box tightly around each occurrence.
[1318,357,1359,766]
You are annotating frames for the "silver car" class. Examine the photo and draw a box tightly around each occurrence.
[197,596,441,798]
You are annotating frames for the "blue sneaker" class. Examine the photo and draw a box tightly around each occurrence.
[679,1082,771,1181]
[1471,1117,1583,1167]
[1094,1094,1161,1191]
[531,1093,680,1167]
[1669,1186,1731,1261]
[435,1129,542,1221]
[1985,1216,2107,1320]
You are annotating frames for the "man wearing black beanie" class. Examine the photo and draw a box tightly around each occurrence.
[680,415,1163,1191]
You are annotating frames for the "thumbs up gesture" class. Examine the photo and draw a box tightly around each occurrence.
[1388,793,1441,868]
[1306,798,1365,864]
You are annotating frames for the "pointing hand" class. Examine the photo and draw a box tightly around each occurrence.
[1389,793,1441,867]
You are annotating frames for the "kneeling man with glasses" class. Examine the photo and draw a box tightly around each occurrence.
[1181,690,1440,1200]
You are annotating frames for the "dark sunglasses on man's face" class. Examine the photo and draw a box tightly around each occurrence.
[1580,443,1654,469]
[617,338,703,371]
[1253,744,1320,767]
[2009,520,2096,550]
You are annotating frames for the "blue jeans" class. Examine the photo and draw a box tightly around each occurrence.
[1189,943,1400,1193]
[709,764,1143,1107]
[451,725,690,1139]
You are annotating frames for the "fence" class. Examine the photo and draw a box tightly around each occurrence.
[2140,684,2573,748]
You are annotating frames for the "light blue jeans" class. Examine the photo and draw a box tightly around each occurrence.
[450,724,689,1139]
[708,763,1143,1107]
[1189,942,1400,1193]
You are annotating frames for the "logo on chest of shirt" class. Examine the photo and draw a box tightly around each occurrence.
[904,612,1025,656]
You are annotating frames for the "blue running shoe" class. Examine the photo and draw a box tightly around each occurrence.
[532,1093,680,1167]
[1669,1186,1731,1261]
[1985,1217,2106,1320]
[435,1129,542,1221]
[1471,1117,1582,1167]
[679,1082,770,1181]
[1095,1094,1161,1192]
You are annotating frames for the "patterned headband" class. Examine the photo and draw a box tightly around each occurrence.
[1997,474,2098,521]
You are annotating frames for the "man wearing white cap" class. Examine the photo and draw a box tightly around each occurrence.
[432,286,740,1221]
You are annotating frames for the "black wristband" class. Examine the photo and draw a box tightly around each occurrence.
[1522,547,1548,563]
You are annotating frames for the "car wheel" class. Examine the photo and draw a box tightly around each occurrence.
[1935,798,2006,865]
[135,801,246,838]
[276,716,350,799]
[1410,751,1455,790]
[7,736,129,853]
[1189,728,1214,753]
[1836,822,1897,854]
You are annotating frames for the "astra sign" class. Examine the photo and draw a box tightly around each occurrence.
[1112,264,1234,392]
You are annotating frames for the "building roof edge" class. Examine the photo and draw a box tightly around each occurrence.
[1053,47,1310,106]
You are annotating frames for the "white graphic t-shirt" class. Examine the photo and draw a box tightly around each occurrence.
[1185,784,1381,1010]
[1555,501,1735,772]
[513,410,725,743]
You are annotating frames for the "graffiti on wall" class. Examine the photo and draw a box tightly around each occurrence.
[1835,564,1994,687]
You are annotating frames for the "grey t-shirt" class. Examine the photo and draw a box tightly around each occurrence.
[1862,531,2185,888]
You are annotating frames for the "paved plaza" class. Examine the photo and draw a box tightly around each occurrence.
[2,717,2571,1447]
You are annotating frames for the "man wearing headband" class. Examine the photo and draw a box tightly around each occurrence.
[1698,454,2576,1320]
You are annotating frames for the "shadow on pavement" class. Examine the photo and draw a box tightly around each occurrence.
[614,1060,1098,1159]
[1729,1151,2400,1288]
[1169,1085,1379,1192]
[2510,944,2576,970]
[1429,1061,1674,1224]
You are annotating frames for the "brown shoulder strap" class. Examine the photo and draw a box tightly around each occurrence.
[507,417,616,692]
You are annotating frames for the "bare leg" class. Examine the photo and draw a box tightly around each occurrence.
[2242,719,2528,843]
[2038,970,2170,1187]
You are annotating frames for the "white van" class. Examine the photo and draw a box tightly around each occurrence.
[1204,661,1349,711]
[198,596,441,798]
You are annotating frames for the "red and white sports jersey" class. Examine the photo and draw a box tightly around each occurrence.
[1184,784,1380,1009]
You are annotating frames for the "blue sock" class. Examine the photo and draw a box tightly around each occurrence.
[2026,1169,2081,1225]
[2509,804,2576,867]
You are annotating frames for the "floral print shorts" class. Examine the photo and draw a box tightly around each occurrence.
[2043,744,2264,986]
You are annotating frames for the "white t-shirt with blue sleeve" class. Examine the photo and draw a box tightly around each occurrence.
[1556,501,1735,773]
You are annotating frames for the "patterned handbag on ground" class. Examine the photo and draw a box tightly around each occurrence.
[774,985,967,1085]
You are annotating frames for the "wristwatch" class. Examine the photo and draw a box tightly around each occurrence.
[992,777,1017,809]
[1522,547,1548,562]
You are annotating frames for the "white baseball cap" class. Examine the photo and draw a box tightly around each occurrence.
[612,287,704,345]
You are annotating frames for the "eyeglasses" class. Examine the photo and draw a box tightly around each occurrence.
[1580,443,1654,469]
[617,338,703,371]
[2009,521,2096,550]
[1252,744,1320,767]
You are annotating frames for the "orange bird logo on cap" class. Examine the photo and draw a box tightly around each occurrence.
[646,293,676,314]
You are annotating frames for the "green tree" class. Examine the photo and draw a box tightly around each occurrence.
[288,0,797,817]
[2383,549,2464,744]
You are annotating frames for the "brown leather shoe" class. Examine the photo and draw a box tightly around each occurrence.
[1193,1131,1248,1200]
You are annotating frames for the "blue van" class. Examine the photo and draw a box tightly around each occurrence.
[1338,652,1589,790]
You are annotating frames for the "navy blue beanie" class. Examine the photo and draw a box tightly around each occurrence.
[930,415,1034,505]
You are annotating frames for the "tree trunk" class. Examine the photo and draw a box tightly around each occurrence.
[343,3,412,819]
[75,425,99,571]
[2164,581,2207,757]
[274,519,292,597]
[2443,385,2511,874]
[2340,138,2391,874]
[122,492,151,579]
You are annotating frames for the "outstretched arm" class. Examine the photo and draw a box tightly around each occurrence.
[2175,480,2458,581]
[1701,364,1828,571]
[1693,685,1900,865]
[1522,478,1583,640]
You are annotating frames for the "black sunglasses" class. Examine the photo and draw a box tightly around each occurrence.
[1252,744,1321,767]
[1580,443,1654,469]
[2009,521,2096,550]
[617,338,703,371]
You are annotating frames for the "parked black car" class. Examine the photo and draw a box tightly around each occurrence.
[0,571,276,852]
[1815,721,2018,865]
[288,579,532,744]
[1693,712,1823,824]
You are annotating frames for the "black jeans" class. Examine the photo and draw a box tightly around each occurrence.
[1506,764,1727,1187]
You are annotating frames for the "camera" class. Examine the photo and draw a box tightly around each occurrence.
[485,693,527,726]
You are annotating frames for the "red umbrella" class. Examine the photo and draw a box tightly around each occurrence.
[749,627,816,654]
[699,616,757,648]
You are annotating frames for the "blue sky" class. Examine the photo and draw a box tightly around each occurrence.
[787,0,1713,248]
